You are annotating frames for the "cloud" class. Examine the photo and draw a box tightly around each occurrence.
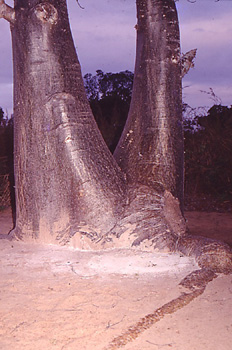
[0,19,12,112]
[0,19,12,82]
[67,0,136,74]
[183,80,232,108]
[0,0,231,111]
[178,4,232,107]
[0,83,13,115]
[180,13,232,49]
[176,0,232,24]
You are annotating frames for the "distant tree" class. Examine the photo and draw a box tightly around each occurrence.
[0,108,6,160]
[0,107,14,211]
[0,107,14,178]
[84,70,133,102]
[184,105,232,198]
[0,0,231,275]
[0,107,5,127]
[84,70,133,152]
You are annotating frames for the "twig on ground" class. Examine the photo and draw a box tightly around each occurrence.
[106,316,125,330]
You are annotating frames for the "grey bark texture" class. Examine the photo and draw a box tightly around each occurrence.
[11,0,126,244]
[114,0,184,210]
[0,0,15,23]
[0,0,231,274]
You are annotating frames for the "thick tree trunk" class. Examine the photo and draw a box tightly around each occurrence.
[1,0,231,274]
[7,0,186,251]
[114,0,184,209]
[11,0,126,245]
[99,0,186,252]
[10,0,185,249]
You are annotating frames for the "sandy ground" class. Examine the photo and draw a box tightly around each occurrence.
[0,208,231,350]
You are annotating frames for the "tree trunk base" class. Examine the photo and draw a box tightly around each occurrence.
[9,185,232,275]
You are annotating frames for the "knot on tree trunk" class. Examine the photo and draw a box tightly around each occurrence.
[177,235,232,274]
[163,191,186,237]
[35,3,58,25]
[0,0,15,23]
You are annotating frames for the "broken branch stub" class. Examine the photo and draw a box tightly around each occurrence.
[0,0,15,24]
[181,48,197,78]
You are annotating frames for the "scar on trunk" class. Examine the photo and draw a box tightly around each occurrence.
[34,3,58,25]
[0,0,15,23]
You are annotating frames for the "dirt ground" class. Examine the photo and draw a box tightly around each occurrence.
[0,208,231,350]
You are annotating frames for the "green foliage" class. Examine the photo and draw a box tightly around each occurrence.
[84,70,133,102]
[0,108,7,164]
[0,107,4,126]
[184,105,232,198]
[84,71,232,201]
[0,109,13,162]
[0,108,14,210]
[1,78,231,211]
[84,70,133,152]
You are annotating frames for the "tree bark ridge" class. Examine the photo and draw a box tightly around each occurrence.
[114,0,184,209]
[11,0,126,243]
[0,0,15,23]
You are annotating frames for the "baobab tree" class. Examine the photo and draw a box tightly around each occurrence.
[0,0,231,274]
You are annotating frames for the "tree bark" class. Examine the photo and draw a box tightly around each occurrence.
[1,0,231,275]
[0,0,15,23]
[10,0,185,248]
[11,0,126,245]
[114,0,184,210]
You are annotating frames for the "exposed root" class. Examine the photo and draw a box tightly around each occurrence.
[177,235,232,274]
[179,268,217,291]
[105,282,206,349]
[104,187,231,349]
[105,265,220,349]
[102,185,186,252]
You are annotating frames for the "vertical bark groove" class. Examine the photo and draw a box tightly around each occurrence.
[34,3,58,24]
[0,0,15,23]
[11,0,126,243]
[114,0,183,209]
[6,0,231,279]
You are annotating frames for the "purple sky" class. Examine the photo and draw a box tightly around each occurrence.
[0,0,232,116]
